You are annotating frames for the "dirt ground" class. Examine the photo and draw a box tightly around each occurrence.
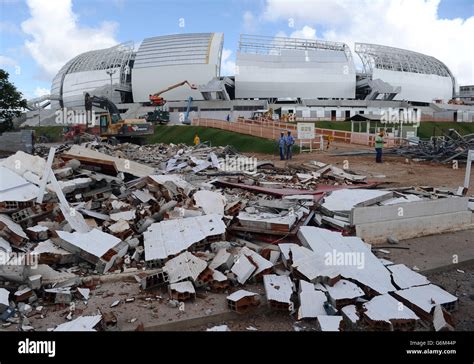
[246,141,473,190]
[425,266,474,331]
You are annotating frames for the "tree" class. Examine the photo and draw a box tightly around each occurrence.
[0,69,27,133]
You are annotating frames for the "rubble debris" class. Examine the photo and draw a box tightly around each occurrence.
[193,190,226,215]
[209,248,234,271]
[392,284,458,320]
[298,227,396,295]
[168,281,196,301]
[297,280,327,320]
[164,252,207,283]
[231,254,256,284]
[139,269,169,290]
[27,274,42,290]
[144,214,225,264]
[54,229,127,273]
[53,315,102,331]
[386,264,430,289]
[206,324,230,331]
[26,225,49,241]
[0,288,9,313]
[63,145,154,177]
[0,140,467,332]
[316,315,343,332]
[341,304,360,328]
[263,274,294,311]
[432,305,455,331]
[361,293,419,331]
[324,279,365,309]
[0,214,28,246]
[30,240,75,265]
[14,287,33,302]
[44,287,72,304]
[226,290,260,313]
[77,287,90,301]
[392,129,474,163]
[0,166,39,204]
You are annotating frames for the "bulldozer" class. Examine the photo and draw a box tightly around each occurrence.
[146,80,197,124]
[80,93,154,144]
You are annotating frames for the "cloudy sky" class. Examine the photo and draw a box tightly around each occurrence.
[0,0,473,99]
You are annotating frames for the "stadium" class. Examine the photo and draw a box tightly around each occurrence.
[24,32,474,126]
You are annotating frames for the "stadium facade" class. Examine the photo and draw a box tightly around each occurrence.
[24,32,474,125]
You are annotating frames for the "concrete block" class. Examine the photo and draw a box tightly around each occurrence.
[351,197,469,225]
[355,211,473,243]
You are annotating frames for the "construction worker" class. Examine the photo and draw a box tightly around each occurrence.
[278,132,286,160]
[286,130,295,160]
[194,133,200,146]
[375,130,385,163]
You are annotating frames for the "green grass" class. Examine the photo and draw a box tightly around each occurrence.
[146,125,285,154]
[30,126,64,142]
[314,120,352,131]
[417,122,474,139]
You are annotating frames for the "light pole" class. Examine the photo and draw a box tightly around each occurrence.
[106,68,117,100]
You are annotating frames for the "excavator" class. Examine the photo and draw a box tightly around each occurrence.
[64,93,154,144]
[146,80,197,124]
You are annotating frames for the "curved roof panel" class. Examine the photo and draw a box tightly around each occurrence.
[355,42,453,79]
[134,33,218,69]
[50,42,134,107]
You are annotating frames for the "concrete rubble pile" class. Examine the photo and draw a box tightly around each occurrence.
[392,129,474,163]
[0,142,470,331]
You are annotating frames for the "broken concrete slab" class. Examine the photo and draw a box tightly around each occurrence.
[63,145,154,177]
[110,210,136,222]
[238,247,273,278]
[432,304,454,331]
[209,248,233,271]
[26,225,49,241]
[226,290,260,313]
[144,214,225,264]
[0,288,9,313]
[321,189,392,214]
[316,315,342,331]
[0,214,28,246]
[163,252,207,283]
[263,274,294,311]
[0,166,39,202]
[341,304,360,328]
[193,190,226,215]
[231,254,256,284]
[237,210,304,233]
[30,240,75,265]
[169,281,196,301]
[362,293,419,331]
[392,284,458,320]
[0,151,46,178]
[53,314,102,331]
[54,229,127,273]
[148,174,195,196]
[298,227,396,295]
[387,264,430,289]
[298,280,327,320]
[324,279,365,309]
